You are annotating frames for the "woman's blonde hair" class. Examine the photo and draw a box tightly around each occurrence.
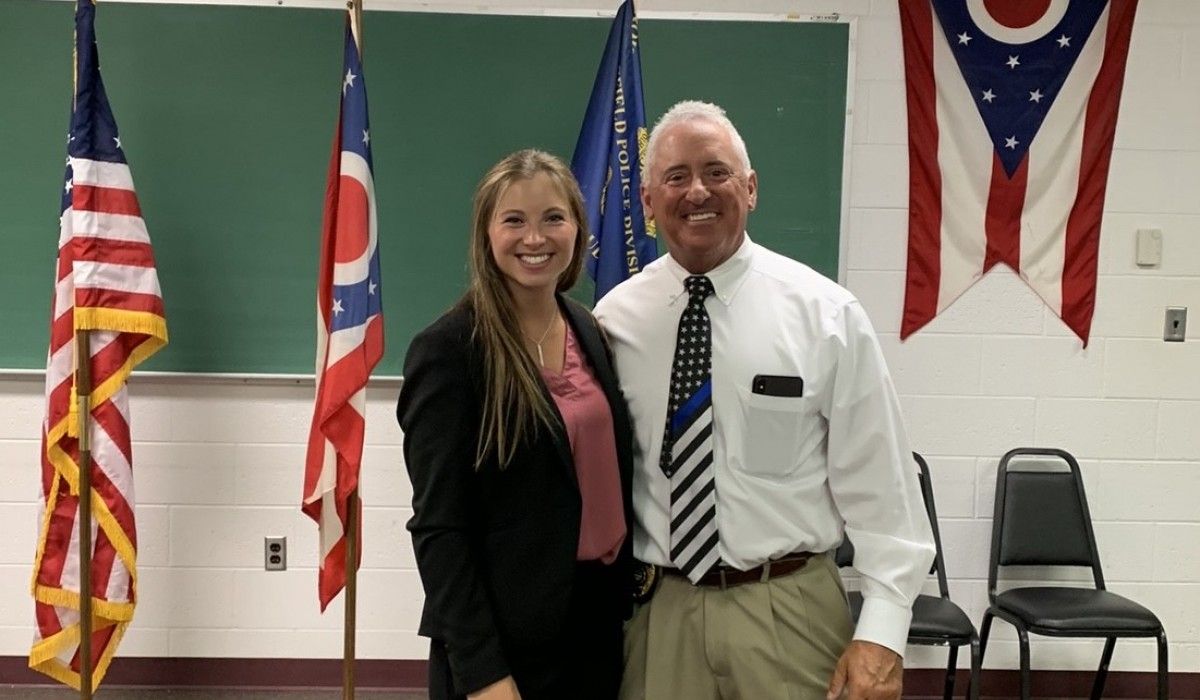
[467,149,588,468]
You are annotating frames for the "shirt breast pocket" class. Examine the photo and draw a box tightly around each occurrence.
[734,384,812,478]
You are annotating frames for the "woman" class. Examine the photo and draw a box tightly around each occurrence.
[397,150,633,700]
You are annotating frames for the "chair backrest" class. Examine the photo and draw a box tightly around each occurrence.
[913,452,951,598]
[834,452,951,598]
[988,447,1105,599]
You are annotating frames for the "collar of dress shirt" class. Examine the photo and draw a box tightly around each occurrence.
[663,234,755,308]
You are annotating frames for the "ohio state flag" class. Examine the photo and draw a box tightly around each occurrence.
[899,0,1137,344]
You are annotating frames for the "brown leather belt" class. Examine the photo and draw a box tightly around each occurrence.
[664,551,816,590]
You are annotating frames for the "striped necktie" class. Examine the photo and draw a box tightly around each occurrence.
[660,275,720,583]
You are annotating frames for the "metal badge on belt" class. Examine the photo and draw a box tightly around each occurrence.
[632,562,659,603]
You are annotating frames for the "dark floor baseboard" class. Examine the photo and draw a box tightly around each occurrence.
[0,657,424,689]
[904,668,1195,698]
[0,657,1195,697]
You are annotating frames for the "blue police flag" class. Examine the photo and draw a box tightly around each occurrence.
[571,0,657,303]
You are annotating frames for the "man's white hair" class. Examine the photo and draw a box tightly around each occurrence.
[643,100,752,179]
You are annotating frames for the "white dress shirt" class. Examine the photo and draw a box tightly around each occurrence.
[594,236,935,655]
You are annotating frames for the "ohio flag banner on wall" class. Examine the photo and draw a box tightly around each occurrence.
[31,0,168,688]
[899,0,1138,344]
[572,0,657,303]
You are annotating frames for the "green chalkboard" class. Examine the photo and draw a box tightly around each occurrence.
[0,1,848,374]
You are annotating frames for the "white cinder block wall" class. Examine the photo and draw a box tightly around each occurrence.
[1,0,1196,676]
[846,0,1200,675]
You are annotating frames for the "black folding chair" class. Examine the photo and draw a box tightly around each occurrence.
[835,452,980,700]
[980,447,1168,700]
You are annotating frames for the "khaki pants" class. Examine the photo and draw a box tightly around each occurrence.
[620,553,853,700]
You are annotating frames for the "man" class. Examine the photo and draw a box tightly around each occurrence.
[594,100,935,700]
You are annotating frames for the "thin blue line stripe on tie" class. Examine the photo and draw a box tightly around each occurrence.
[671,379,712,434]
[668,395,711,453]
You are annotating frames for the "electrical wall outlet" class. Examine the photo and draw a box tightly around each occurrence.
[264,536,287,571]
[1165,307,1187,342]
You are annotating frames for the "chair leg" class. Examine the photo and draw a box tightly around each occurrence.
[942,645,958,700]
[978,611,994,663]
[1017,626,1032,700]
[1090,637,1116,700]
[1156,630,1169,700]
[968,635,981,700]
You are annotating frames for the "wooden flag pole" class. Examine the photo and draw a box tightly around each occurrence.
[75,330,95,700]
[343,489,359,700]
[72,12,93,692]
[343,6,364,697]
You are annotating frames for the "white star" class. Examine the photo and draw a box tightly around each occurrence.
[1029,89,1044,103]
[957,32,972,45]
[332,298,345,315]
[368,280,377,295]
[1057,34,1071,48]
[64,180,73,193]
[1005,136,1019,149]
[1006,55,1020,69]
[362,129,370,146]
[343,69,357,94]
[114,136,121,149]
[981,89,996,103]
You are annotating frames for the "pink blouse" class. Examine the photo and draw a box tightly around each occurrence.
[541,324,627,564]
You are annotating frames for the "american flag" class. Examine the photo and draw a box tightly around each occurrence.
[30,0,168,689]
[302,13,383,611]
[899,0,1137,344]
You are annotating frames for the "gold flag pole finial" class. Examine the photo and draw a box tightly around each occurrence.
[349,0,364,56]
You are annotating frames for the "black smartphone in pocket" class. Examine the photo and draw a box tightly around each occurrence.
[751,374,804,397]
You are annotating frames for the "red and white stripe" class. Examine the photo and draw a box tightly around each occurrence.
[31,157,166,689]
[303,158,383,609]
[899,0,1137,344]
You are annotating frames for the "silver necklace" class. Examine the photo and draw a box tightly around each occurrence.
[526,311,558,367]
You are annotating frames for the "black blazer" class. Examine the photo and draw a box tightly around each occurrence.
[396,296,634,697]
